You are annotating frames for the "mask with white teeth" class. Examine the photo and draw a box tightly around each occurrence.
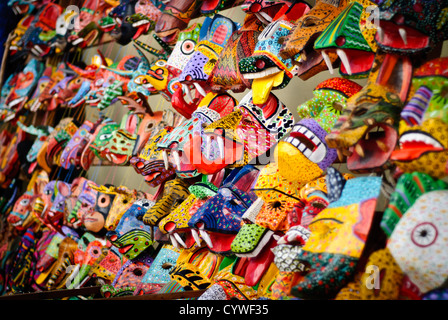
[277,118,338,183]
[314,0,379,78]
[157,92,237,178]
[279,0,351,80]
[390,58,448,179]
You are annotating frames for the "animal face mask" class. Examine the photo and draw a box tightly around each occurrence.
[107,198,156,260]
[390,58,448,179]
[291,174,382,299]
[314,0,378,78]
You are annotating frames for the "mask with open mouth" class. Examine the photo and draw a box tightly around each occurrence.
[197,91,293,175]
[291,173,382,299]
[297,77,363,133]
[375,0,448,55]
[239,2,311,105]
[88,246,126,284]
[314,0,379,78]
[241,0,295,24]
[8,14,34,55]
[276,117,337,183]
[142,178,191,227]
[158,92,237,178]
[89,118,119,160]
[107,198,155,260]
[4,58,44,116]
[130,126,177,187]
[141,24,201,105]
[390,58,448,179]
[158,177,219,251]
[24,67,52,111]
[125,0,162,40]
[188,165,260,255]
[68,0,114,48]
[207,12,265,93]
[7,191,36,231]
[43,181,72,232]
[326,52,412,172]
[178,14,240,105]
[154,0,202,45]
[279,0,350,80]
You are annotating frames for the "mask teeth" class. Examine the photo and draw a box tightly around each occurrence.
[169,234,180,249]
[217,136,224,159]
[321,50,334,74]
[399,28,407,46]
[191,228,201,246]
[174,232,187,248]
[193,82,206,98]
[182,84,193,104]
[199,228,213,248]
[173,150,181,169]
[336,49,352,75]
[162,149,169,170]
[377,26,384,42]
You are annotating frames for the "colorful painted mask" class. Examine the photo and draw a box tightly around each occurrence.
[375,0,448,55]
[158,178,219,250]
[169,246,223,291]
[16,122,54,174]
[188,165,259,255]
[158,92,237,178]
[290,174,382,299]
[326,52,412,172]
[82,184,117,234]
[45,119,79,168]
[7,191,36,231]
[279,0,350,80]
[239,2,312,104]
[201,0,242,16]
[314,0,378,78]
[107,198,156,260]
[296,77,363,133]
[44,181,72,231]
[89,118,119,160]
[108,0,138,45]
[69,0,114,48]
[45,236,79,290]
[381,171,448,238]
[124,0,162,40]
[141,244,182,284]
[178,14,240,95]
[100,253,154,298]
[142,178,191,227]
[386,190,448,294]
[154,0,202,45]
[276,117,337,184]
[4,58,44,115]
[130,126,177,187]
[390,58,448,179]
[88,247,126,284]
[104,185,139,232]
[197,91,294,175]
[59,120,95,170]
[207,13,264,93]
[0,126,27,188]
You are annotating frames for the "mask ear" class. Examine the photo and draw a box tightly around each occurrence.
[57,181,71,197]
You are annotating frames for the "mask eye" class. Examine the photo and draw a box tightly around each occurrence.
[97,194,111,208]
[181,39,196,55]
[99,133,112,141]
[20,199,30,206]
[411,222,438,248]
